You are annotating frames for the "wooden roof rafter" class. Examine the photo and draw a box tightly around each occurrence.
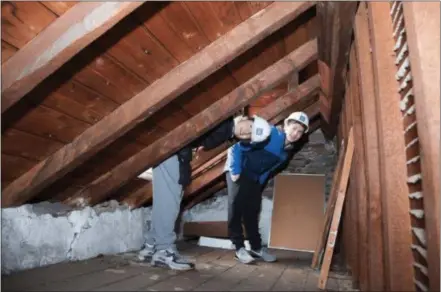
[115,73,321,209]
[1,1,316,208]
[63,39,319,208]
[1,1,144,113]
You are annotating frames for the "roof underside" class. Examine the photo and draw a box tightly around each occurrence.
[1,1,351,209]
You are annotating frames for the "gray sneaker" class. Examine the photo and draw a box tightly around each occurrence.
[250,247,277,262]
[151,248,195,271]
[234,247,256,264]
[138,243,155,261]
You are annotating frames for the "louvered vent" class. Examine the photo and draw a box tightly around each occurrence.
[390,2,429,291]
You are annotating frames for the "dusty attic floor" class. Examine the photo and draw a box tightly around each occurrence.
[2,241,356,291]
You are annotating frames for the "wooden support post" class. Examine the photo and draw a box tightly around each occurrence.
[317,2,358,139]
[318,127,355,290]
[1,2,144,112]
[63,43,319,207]
[349,45,369,291]
[367,2,415,290]
[353,3,385,290]
[287,71,299,91]
[1,2,315,208]
[402,3,440,291]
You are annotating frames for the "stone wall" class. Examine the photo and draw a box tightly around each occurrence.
[1,201,152,274]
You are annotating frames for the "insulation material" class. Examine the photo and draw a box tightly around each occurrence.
[269,174,325,252]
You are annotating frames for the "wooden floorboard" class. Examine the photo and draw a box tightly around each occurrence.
[2,241,356,292]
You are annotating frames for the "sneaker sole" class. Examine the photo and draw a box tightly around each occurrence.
[234,255,256,265]
[151,260,195,271]
[249,253,277,263]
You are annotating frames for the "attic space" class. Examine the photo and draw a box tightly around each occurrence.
[1,1,440,292]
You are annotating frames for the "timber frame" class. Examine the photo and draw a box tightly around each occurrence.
[1,2,439,291]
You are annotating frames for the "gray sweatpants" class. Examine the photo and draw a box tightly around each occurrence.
[145,154,183,251]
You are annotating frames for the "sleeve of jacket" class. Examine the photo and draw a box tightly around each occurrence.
[196,118,234,150]
[259,133,310,184]
[228,143,243,176]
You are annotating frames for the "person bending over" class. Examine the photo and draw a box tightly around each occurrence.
[224,111,310,264]
[138,115,273,271]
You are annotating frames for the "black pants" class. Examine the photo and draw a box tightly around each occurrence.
[226,172,263,251]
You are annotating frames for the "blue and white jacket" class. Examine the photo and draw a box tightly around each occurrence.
[224,126,289,185]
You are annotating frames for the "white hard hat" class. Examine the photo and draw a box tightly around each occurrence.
[251,115,272,143]
[284,111,309,133]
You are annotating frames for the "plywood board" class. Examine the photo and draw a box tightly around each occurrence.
[269,174,325,252]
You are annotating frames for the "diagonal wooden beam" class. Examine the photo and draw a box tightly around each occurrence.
[1,2,144,113]
[316,2,358,139]
[61,40,318,208]
[1,2,316,208]
[123,80,321,209]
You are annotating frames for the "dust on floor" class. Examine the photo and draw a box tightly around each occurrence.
[2,241,356,291]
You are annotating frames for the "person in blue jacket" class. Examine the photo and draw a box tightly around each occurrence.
[224,111,310,264]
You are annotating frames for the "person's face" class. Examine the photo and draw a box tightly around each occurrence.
[234,118,253,140]
[285,122,305,143]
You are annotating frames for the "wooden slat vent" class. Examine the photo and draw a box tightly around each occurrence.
[390,2,429,291]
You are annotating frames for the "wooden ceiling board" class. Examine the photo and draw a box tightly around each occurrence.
[174,67,238,116]
[1,40,17,63]
[95,14,179,85]
[159,2,211,53]
[65,138,148,187]
[1,1,57,49]
[1,153,36,188]
[2,129,64,162]
[126,122,168,146]
[39,1,78,16]
[10,105,90,144]
[134,3,194,63]
[1,1,319,205]
[184,2,243,42]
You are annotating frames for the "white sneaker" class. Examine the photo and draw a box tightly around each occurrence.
[138,243,155,261]
[151,248,195,271]
[250,247,277,262]
[234,247,255,264]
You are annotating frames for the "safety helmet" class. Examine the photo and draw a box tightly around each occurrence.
[250,115,272,143]
[284,111,309,133]
[234,115,272,143]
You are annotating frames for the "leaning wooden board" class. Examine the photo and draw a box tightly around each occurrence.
[311,139,346,269]
[318,127,355,290]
